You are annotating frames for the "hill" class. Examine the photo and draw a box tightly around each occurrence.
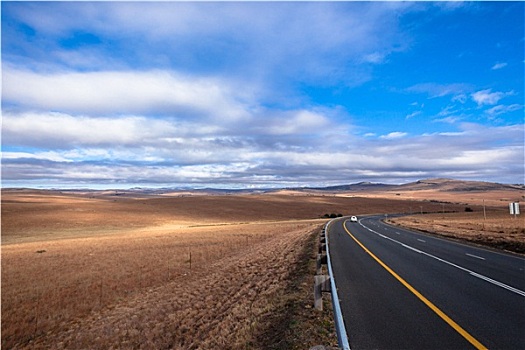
[281,178,523,195]
[4,178,523,195]
[393,178,524,192]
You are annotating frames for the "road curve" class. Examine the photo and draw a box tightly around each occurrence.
[328,216,525,350]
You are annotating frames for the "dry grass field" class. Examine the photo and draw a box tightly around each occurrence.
[388,209,525,253]
[2,184,523,349]
[3,222,332,349]
[3,190,428,349]
[2,189,442,244]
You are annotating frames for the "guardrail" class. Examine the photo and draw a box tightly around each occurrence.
[314,219,351,350]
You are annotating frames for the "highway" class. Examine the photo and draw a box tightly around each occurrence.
[327,216,525,350]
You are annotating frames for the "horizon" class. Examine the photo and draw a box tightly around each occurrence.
[2,177,523,192]
[2,2,524,189]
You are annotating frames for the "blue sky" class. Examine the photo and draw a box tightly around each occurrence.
[2,1,524,189]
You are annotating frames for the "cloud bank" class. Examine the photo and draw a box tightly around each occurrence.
[2,2,524,188]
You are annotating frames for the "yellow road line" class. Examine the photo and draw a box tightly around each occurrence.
[343,221,488,350]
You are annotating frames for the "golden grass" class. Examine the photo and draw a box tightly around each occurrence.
[2,188,466,244]
[3,187,522,348]
[388,209,525,253]
[2,221,327,349]
[1,189,351,348]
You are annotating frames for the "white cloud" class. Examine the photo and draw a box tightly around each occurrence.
[437,105,460,117]
[380,132,408,139]
[2,112,179,148]
[451,94,468,104]
[1,67,350,146]
[2,2,413,88]
[1,105,348,169]
[3,123,523,186]
[491,62,508,70]
[405,111,421,120]
[471,89,512,106]
[258,110,331,136]
[362,52,387,64]
[2,151,71,163]
[433,116,461,124]
[485,104,522,117]
[3,68,249,120]
[437,147,520,167]
[406,83,471,98]
[2,2,523,187]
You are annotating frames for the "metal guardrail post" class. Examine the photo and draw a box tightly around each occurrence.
[314,274,331,310]
[317,253,327,275]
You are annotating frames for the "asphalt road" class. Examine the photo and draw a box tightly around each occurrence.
[328,216,525,350]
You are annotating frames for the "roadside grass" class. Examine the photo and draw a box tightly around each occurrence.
[2,222,338,349]
[388,209,525,254]
[251,226,338,349]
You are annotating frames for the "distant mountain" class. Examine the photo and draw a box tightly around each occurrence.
[286,178,524,193]
[5,178,522,194]
[116,179,524,194]
[394,178,524,192]
[310,182,396,191]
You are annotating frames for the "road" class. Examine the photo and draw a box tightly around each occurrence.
[327,216,525,350]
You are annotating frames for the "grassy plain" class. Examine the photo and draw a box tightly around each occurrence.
[3,190,423,349]
[2,184,523,349]
[388,209,525,253]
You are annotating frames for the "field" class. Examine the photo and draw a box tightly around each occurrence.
[388,209,525,253]
[2,185,523,349]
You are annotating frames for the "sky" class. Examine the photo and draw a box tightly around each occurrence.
[1,1,524,189]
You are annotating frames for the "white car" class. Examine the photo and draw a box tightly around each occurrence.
[350,216,358,222]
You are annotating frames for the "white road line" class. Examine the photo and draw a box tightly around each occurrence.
[466,253,486,261]
[358,221,525,298]
[417,239,426,243]
[470,272,525,296]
